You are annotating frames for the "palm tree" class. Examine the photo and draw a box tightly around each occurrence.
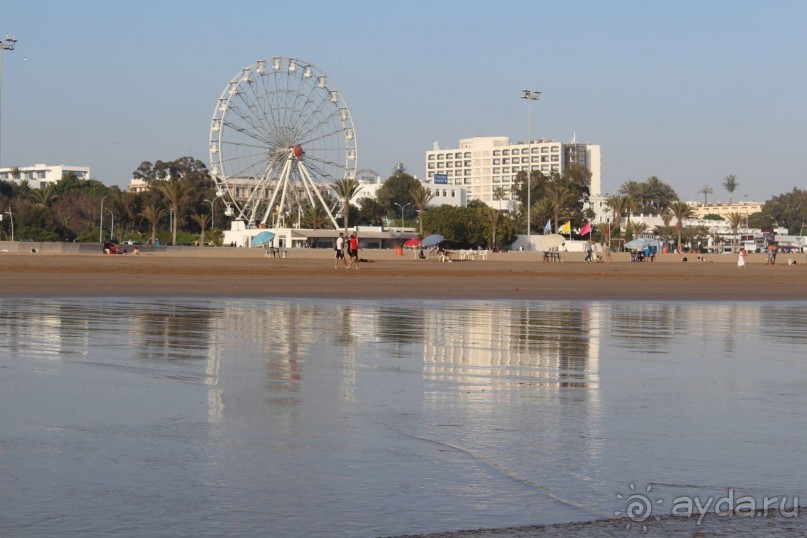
[140,204,166,245]
[546,182,575,231]
[605,194,627,232]
[726,212,744,253]
[157,179,190,245]
[492,186,508,211]
[28,184,59,207]
[409,183,436,236]
[623,196,637,233]
[301,203,328,230]
[486,206,501,249]
[670,201,694,255]
[331,177,361,235]
[619,180,644,212]
[723,174,739,204]
[10,166,21,181]
[698,185,713,206]
[191,213,210,247]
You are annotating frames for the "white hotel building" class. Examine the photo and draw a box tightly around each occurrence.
[425,136,602,210]
[0,164,91,189]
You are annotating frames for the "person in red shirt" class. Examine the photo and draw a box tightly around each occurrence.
[346,232,360,269]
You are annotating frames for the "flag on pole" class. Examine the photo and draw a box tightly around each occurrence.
[579,221,591,237]
[543,219,551,234]
[558,221,571,234]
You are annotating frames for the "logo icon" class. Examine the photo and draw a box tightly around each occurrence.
[615,483,663,531]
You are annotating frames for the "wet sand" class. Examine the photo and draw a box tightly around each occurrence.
[1,249,805,300]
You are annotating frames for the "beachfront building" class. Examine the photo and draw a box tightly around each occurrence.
[425,136,602,211]
[0,164,91,188]
[688,200,764,219]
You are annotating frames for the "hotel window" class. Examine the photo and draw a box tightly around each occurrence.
[437,154,444,160]
[492,159,501,165]
[541,147,549,153]
[503,167,510,173]
[551,146,559,152]
[428,154,435,160]
[464,152,471,158]
[40,181,48,188]
[521,157,529,163]
[428,163,435,169]
[493,168,501,174]
[503,176,511,182]
[437,163,444,168]
[521,148,529,154]
[493,150,501,156]
[454,152,462,158]
[541,156,549,162]
[551,165,559,171]
[541,165,549,171]
[428,172,434,178]
[464,170,471,176]
[38,171,47,179]
[493,176,500,183]
[455,160,462,167]
[464,161,471,167]
[531,147,539,154]
[502,149,510,155]
[532,156,539,163]
[446,170,453,176]
[446,162,453,168]
[551,155,559,162]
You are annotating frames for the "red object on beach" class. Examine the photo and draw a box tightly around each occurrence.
[403,238,422,248]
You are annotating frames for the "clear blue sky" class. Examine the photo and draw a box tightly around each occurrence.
[2,0,806,201]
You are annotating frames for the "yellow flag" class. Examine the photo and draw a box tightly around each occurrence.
[558,221,571,234]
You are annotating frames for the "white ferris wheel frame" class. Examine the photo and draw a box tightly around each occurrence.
[209,57,358,228]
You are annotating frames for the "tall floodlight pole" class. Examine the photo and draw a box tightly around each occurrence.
[394,202,411,230]
[521,88,541,250]
[99,194,109,243]
[0,35,19,169]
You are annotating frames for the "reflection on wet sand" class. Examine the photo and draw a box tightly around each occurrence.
[2,298,807,537]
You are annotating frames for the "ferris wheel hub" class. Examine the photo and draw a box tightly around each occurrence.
[293,145,304,158]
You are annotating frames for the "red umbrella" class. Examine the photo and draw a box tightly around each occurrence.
[403,238,422,248]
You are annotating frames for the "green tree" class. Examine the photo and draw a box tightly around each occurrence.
[698,184,714,206]
[331,177,361,235]
[409,184,436,236]
[726,212,745,253]
[191,212,210,246]
[376,170,420,219]
[723,174,739,204]
[670,201,694,254]
[762,188,807,234]
[140,204,166,245]
[157,180,190,245]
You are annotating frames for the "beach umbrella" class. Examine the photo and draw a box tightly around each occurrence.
[421,234,444,248]
[251,231,276,247]
[539,234,565,249]
[403,237,422,248]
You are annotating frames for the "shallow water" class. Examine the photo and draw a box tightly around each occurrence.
[1,299,806,537]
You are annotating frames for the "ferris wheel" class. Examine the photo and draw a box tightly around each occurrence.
[209,57,358,228]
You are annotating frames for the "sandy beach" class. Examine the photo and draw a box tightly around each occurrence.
[1,248,805,300]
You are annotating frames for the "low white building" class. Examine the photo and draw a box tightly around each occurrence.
[0,164,91,188]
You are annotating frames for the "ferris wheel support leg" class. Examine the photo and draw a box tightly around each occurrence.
[299,162,340,229]
[274,159,295,228]
[260,158,291,226]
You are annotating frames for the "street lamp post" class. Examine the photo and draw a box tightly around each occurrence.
[169,209,174,243]
[107,209,114,240]
[521,88,541,251]
[394,202,411,230]
[204,199,215,230]
[0,35,19,169]
[99,194,109,243]
[2,209,12,242]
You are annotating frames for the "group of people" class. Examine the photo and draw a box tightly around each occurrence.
[334,232,360,269]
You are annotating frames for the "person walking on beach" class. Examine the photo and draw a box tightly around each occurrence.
[738,247,746,268]
[334,232,346,269]
[346,232,360,269]
[584,240,594,263]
